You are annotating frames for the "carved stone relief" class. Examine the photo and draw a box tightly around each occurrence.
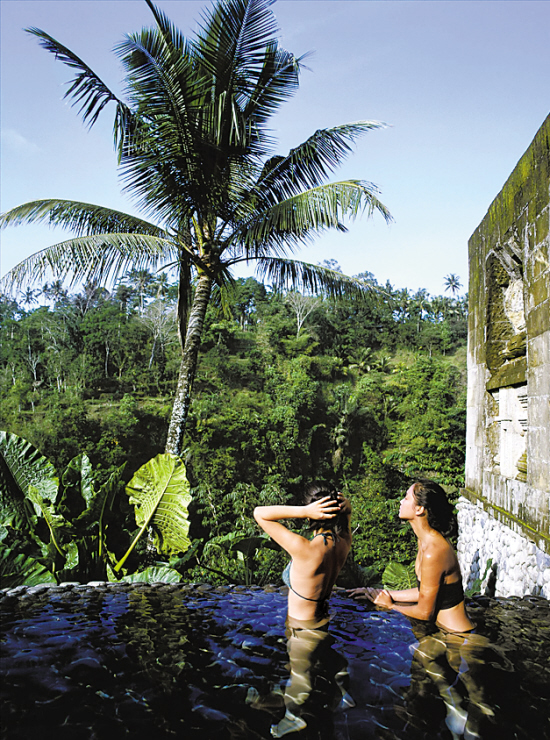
[490,384,528,480]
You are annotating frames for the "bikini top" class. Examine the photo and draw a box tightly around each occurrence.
[416,575,464,610]
[282,531,337,602]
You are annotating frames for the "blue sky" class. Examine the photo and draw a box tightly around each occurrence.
[1,0,549,297]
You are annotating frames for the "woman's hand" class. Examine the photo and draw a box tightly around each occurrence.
[347,587,369,600]
[303,495,341,520]
[368,588,393,608]
[348,587,393,609]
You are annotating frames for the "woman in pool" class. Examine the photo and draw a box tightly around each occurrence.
[254,485,352,737]
[349,479,474,634]
[254,485,352,625]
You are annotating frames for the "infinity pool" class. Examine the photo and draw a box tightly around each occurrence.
[1,583,549,739]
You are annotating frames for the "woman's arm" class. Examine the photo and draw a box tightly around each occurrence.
[254,497,341,554]
[348,586,419,603]
[367,551,442,621]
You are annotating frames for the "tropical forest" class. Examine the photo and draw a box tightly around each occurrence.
[1,0,467,592]
[0,268,467,589]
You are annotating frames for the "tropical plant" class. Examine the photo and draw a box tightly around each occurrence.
[0,0,391,456]
[113,453,192,572]
[0,431,194,586]
[444,274,462,297]
[199,531,279,585]
[382,560,417,590]
[0,430,124,584]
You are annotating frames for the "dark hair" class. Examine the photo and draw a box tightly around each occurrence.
[412,479,457,538]
[302,483,349,536]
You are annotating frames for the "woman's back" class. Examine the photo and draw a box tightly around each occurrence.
[286,529,351,621]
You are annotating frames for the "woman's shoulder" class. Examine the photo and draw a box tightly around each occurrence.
[422,532,454,559]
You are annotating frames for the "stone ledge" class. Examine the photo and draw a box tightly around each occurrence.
[486,356,527,390]
[460,487,550,554]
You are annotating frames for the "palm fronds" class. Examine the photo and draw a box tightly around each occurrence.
[0,200,166,237]
[26,27,130,131]
[2,233,173,291]
[252,257,378,300]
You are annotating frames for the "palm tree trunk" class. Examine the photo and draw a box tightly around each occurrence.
[165,272,213,456]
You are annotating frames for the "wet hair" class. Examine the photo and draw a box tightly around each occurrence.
[412,479,457,538]
[302,483,349,536]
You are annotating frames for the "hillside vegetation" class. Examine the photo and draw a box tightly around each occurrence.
[0,270,467,584]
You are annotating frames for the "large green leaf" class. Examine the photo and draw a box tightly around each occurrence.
[59,453,95,520]
[120,566,182,584]
[0,546,56,589]
[114,453,192,572]
[27,485,67,560]
[0,431,59,506]
[0,431,59,534]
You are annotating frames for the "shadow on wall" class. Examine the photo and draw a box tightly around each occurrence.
[467,551,498,597]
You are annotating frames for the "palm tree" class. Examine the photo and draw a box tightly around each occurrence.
[19,287,40,310]
[443,274,462,297]
[0,0,391,456]
[127,268,154,314]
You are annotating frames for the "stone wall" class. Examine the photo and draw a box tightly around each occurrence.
[458,498,550,598]
[460,114,550,597]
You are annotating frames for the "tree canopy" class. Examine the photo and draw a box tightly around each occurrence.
[1,0,391,455]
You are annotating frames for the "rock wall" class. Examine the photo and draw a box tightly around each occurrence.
[457,498,550,598]
[460,114,550,597]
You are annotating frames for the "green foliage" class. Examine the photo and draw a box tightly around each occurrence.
[0,548,56,588]
[114,453,192,572]
[0,429,59,515]
[465,558,494,597]
[0,268,468,587]
[383,561,417,590]
[383,356,466,485]
[120,566,183,584]
[0,432,195,587]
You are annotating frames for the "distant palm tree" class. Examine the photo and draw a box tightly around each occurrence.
[19,287,40,310]
[42,279,68,306]
[0,0,391,455]
[444,273,462,297]
[127,268,154,314]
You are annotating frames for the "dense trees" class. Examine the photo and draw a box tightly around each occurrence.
[0,271,467,583]
[1,0,391,457]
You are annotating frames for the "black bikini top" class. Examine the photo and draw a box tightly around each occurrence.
[417,575,464,610]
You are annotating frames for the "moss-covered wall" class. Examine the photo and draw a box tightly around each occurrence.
[465,114,549,555]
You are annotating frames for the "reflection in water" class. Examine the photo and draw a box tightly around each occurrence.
[401,623,503,739]
[1,585,549,739]
[249,616,354,737]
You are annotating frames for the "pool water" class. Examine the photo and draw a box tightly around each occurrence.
[1,583,549,739]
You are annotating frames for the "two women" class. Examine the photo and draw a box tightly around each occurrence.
[349,479,473,633]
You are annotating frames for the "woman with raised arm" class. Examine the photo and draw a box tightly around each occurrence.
[349,479,473,634]
[254,485,352,737]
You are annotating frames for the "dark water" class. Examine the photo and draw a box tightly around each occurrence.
[1,583,549,739]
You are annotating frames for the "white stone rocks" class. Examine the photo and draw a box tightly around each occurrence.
[457,496,550,599]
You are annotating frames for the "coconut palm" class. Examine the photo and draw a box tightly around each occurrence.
[443,274,462,297]
[0,0,391,456]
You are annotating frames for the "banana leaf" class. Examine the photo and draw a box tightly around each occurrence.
[0,545,56,588]
[58,453,95,520]
[0,431,58,531]
[27,485,68,558]
[114,454,192,572]
[120,566,182,584]
[382,561,417,590]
